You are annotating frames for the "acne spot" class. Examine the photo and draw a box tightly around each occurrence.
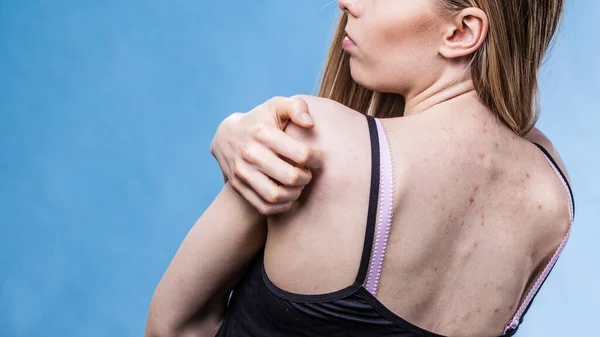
[495,142,500,148]
[537,203,543,210]
[483,128,487,133]
[434,267,439,272]
[510,304,514,310]
[462,312,472,322]
[469,196,475,204]
[477,152,485,160]
[473,242,478,248]
[433,193,439,200]
[477,308,482,313]
[526,172,530,178]
[495,308,500,314]
[474,185,479,192]
[425,281,430,286]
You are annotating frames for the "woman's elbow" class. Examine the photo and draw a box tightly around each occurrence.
[145,310,176,337]
[145,303,222,337]
[145,300,184,337]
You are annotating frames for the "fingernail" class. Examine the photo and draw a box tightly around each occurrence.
[301,113,314,125]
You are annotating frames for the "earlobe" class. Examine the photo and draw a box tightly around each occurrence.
[439,8,488,59]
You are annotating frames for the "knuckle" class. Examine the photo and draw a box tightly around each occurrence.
[283,169,301,186]
[290,97,309,113]
[239,143,254,162]
[265,188,282,204]
[229,178,242,192]
[251,123,269,142]
[232,161,244,179]
[257,203,273,216]
[295,146,311,165]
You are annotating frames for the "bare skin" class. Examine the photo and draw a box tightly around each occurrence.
[146,94,571,336]
[264,93,571,336]
[147,0,572,335]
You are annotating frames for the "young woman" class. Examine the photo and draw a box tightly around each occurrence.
[146,0,574,336]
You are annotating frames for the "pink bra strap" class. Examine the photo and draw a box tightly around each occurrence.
[364,119,395,296]
[504,153,574,334]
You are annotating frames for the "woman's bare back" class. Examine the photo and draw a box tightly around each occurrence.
[264,96,572,336]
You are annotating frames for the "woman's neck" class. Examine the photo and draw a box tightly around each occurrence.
[402,66,489,118]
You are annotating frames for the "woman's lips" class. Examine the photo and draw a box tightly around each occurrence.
[342,35,356,50]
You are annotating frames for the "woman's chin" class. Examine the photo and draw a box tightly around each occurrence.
[348,61,386,92]
[349,73,380,92]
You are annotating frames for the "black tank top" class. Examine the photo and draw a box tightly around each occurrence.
[215,116,575,337]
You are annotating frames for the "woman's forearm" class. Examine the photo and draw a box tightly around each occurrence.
[146,183,267,337]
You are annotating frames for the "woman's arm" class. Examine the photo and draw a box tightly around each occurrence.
[145,183,266,337]
[210,96,323,214]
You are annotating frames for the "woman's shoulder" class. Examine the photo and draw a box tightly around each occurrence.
[524,127,572,186]
[291,94,365,122]
[285,95,369,148]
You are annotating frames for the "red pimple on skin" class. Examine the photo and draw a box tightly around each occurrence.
[469,197,475,204]
[526,172,530,178]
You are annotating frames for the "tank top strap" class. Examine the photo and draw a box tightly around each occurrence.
[363,117,395,296]
[503,142,575,334]
[355,115,381,286]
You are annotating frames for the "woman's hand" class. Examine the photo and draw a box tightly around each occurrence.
[210,96,323,215]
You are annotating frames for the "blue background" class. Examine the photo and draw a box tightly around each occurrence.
[0,1,597,336]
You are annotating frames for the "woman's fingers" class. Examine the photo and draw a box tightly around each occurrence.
[251,125,322,170]
[240,141,312,187]
[265,96,314,128]
[232,159,304,204]
[229,177,294,216]
[210,96,321,213]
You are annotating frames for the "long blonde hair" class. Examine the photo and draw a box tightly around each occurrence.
[317,1,564,136]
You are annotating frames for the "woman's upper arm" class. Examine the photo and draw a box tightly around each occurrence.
[146,184,266,336]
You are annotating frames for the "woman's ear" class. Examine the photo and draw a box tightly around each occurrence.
[439,8,488,59]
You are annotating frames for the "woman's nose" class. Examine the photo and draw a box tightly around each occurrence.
[337,0,362,17]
